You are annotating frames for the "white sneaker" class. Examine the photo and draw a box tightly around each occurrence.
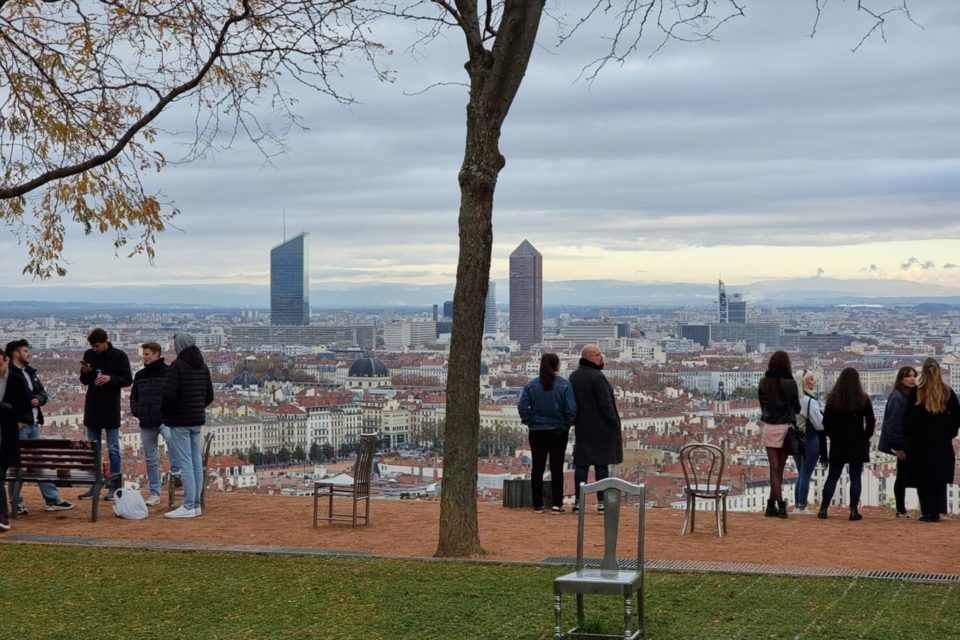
[194,507,202,517]
[794,507,813,515]
[145,494,161,507]
[164,505,196,519]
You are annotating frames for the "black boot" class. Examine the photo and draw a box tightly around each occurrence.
[765,499,778,517]
[849,505,862,521]
[817,505,828,519]
[776,499,788,519]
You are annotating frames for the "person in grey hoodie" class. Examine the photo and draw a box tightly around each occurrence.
[162,333,213,519]
[518,353,576,513]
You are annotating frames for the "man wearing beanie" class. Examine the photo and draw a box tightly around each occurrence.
[162,332,214,519]
[79,328,132,501]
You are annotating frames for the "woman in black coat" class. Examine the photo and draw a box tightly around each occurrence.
[877,366,917,517]
[819,367,875,521]
[903,358,960,522]
[1,352,31,529]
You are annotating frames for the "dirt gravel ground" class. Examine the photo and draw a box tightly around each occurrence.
[2,490,955,574]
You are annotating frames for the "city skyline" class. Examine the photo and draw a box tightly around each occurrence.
[2,2,958,294]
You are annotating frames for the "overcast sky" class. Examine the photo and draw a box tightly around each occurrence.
[5,1,959,294]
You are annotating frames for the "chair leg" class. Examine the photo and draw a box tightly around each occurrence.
[716,499,723,537]
[168,474,175,509]
[312,485,318,528]
[352,494,358,527]
[553,592,563,639]
[576,593,585,631]
[689,497,696,533]
[364,495,370,525]
[637,588,645,638]
[723,496,728,534]
[624,592,633,638]
[91,482,100,522]
[327,487,333,521]
[681,496,691,535]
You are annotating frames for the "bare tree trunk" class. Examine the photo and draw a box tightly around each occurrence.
[436,0,545,558]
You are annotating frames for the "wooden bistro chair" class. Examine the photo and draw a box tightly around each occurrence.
[553,477,646,640]
[168,431,215,509]
[313,433,377,528]
[679,442,729,537]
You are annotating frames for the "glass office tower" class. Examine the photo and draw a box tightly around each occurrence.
[271,232,309,325]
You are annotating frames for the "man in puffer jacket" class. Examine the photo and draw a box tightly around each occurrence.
[130,341,175,506]
[162,333,213,519]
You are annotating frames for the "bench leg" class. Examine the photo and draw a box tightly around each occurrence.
[10,479,22,519]
[91,482,101,522]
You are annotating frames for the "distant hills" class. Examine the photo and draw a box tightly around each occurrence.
[3,276,959,310]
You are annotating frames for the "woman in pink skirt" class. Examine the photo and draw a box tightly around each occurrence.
[758,351,801,518]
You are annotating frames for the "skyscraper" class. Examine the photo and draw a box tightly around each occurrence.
[728,293,747,323]
[483,280,497,335]
[718,279,728,323]
[509,240,542,350]
[271,232,309,325]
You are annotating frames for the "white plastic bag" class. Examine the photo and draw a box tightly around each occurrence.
[112,488,149,520]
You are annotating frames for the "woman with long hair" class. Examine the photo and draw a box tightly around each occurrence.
[791,369,824,515]
[819,368,875,520]
[878,366,918,517]
[903,358,960,522]
[517,353,577,514]
[758,351,800,518]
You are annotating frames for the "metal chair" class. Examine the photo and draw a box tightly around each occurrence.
[168,431,215,509]
[553,477,645,640]
[679,442,729,537]
[313,432,377,527]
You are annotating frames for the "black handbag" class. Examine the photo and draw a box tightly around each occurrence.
[784,425,806,457]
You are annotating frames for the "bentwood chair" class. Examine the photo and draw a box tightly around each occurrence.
[553,477,646,639]
[679,442,729,537]
[313,432,377,527]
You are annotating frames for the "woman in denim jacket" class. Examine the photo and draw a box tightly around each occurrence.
[518,353,577,513]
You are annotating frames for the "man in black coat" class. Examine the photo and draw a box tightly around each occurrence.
[6,339,74,514]
[79,328,132,500]
[130,341,174,506]
[568,344,623,513]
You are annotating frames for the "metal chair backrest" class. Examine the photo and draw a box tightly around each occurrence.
[575,477,645,578]
[679,442,725,494]
[353,433,377,498]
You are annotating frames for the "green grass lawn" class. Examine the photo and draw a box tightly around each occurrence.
[0,544,956,639]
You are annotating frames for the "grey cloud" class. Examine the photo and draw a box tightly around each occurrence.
[944,263,959,269]
[900,257,937,270]
[860,264,879,273]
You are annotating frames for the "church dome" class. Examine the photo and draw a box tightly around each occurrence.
[231,361,261,389]
[348,357,389,377]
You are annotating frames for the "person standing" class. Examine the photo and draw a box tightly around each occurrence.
[6,339,74,513]
[758,351,800,519]
[903,358,960,523]
[517,353,576,514]
[568,344,622,513]
[162,333,213,519]
[1,351,31,531]
[79,328,133,501]
[791,369,824,515]
[878,366,918,517]
[818,368,876,521]
[130,341,175,507]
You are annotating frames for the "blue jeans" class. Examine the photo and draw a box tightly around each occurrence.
[168,427,203,509]
[574,464,609,504]
[141,425,175,496]
[13,424,63,505]
[86,426,121,488]
[821,459,864,508]
[792,431,821,508]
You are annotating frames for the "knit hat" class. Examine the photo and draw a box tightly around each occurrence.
[174,332,196,355]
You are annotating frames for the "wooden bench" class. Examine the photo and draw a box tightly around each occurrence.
[10,439,121,522]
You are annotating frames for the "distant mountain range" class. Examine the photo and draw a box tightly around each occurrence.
[3,276,959,310]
